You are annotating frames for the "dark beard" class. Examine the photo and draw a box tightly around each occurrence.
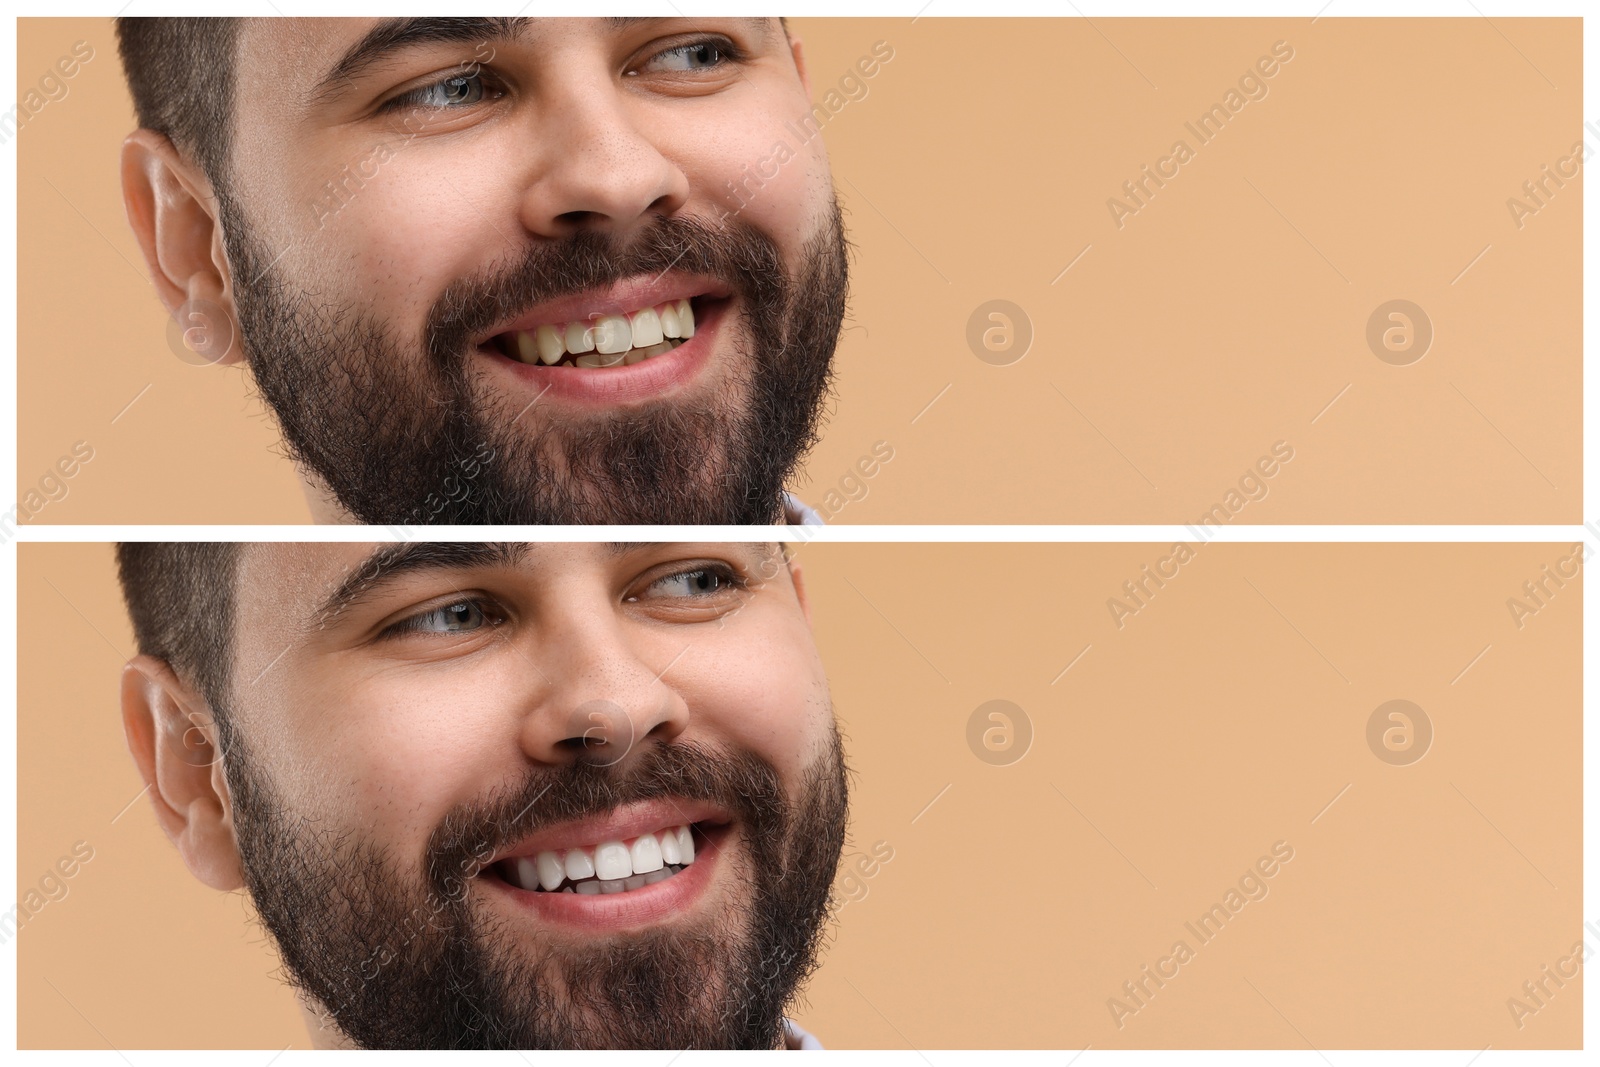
[222,732,849,1050]
[218,194,848,525]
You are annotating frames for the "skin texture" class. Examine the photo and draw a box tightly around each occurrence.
[121,542,845,1048]
[121,19,843,523]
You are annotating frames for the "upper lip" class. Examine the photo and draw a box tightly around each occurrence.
[475,273,732,346]
[485,798,731,864]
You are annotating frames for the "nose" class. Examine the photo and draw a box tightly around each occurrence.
[515,618,691,767]
[516,75,690,241]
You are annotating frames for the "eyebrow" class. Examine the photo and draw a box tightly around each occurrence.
[311,16,781,105]
[311,542,531,630]
[312,17,529,104]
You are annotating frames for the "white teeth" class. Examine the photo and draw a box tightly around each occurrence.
[593,315,631,354]
[514,857,541,891]
[658,829,681,865]
[677,825,695,863]
[509,826,698,894]
[564,848,595,882]
[534,324,565,365]
[564,321,596,354]
[676,299,695,338]
[594,840,632,881]
[629,307,664,347]
[630,834,664,874]
[659,303,682,338]
[535,851,566,892]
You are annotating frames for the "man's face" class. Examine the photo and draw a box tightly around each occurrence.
[213,542,846,1048]
[217,19,846,524]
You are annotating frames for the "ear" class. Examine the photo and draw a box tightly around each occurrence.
[120,129,243,366]
[121,655,244,891]
[786,28,813,97]
[785,552,814,628]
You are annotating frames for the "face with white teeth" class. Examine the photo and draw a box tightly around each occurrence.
[127,18,847,524]
[136,542,847,1049]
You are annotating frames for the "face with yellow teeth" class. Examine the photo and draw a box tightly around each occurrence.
[128,18,848,524]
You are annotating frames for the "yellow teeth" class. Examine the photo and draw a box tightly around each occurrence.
[503,301,698,368]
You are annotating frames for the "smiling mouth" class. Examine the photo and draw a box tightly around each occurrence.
[487,297,716,370]
[492,821,720,895]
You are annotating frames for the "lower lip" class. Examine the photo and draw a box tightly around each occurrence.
[482,826,728,930]
[480,300,728,408]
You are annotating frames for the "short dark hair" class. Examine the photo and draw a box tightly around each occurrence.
[116,543,241,714]
[115,18,241,186]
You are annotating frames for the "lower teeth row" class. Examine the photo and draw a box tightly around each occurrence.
[540,863,686,894]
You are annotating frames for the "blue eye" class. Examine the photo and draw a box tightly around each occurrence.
[391,72,488,110]
[394,600,492,635]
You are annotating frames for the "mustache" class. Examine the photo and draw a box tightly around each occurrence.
[424,741,784,900]
[425,213,788,365]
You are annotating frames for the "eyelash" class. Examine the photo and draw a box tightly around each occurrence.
[379,35,744,113]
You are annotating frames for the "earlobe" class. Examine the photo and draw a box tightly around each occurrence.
[120,130,243,367]
[121,656,245,891]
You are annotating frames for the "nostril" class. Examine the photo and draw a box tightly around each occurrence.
[553,209,604,230]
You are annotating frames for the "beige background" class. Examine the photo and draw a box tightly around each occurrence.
[15,17,1583,524]
[18,541,1581,1049]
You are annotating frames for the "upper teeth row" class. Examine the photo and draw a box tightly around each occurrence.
[508,300,697,367]
[512,823,697,892]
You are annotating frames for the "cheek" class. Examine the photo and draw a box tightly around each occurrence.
[684,624,831,778]
[261,138,517,327]
[268,662,527,850]
[678,94,834,247]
